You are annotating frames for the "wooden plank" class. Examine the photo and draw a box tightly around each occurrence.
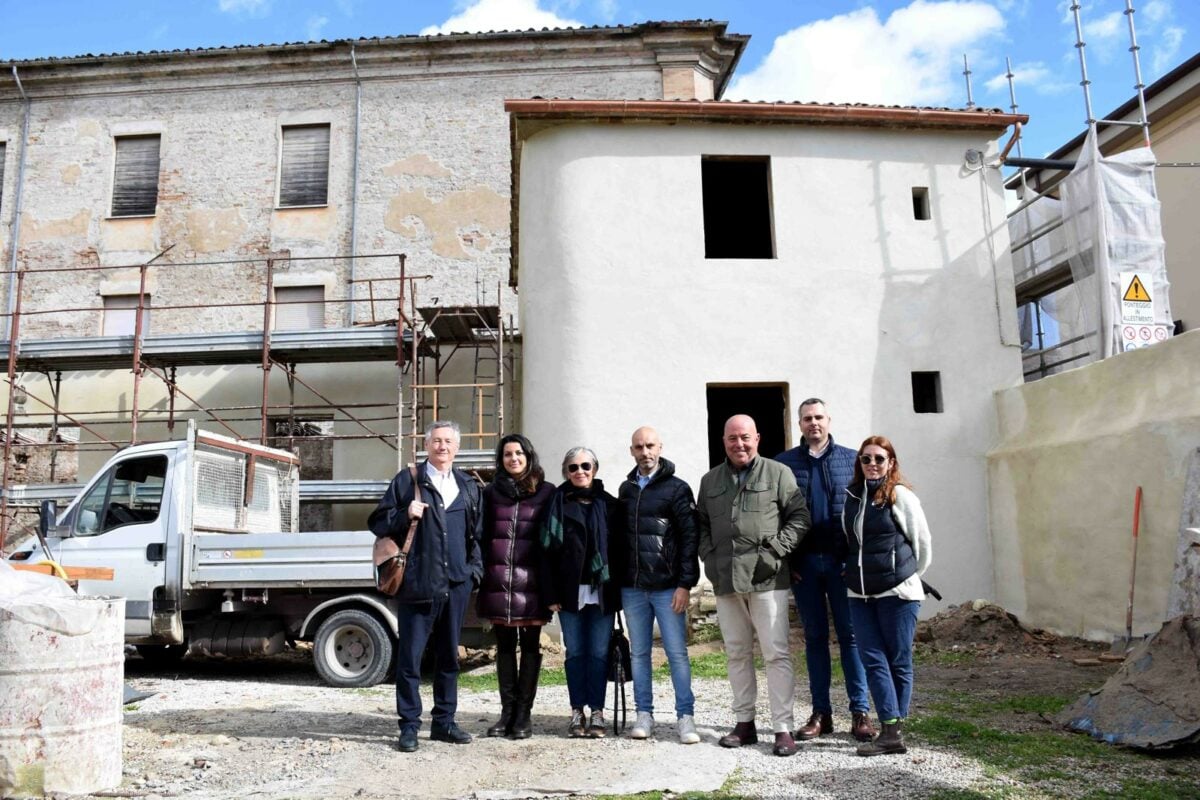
[10,563,115,580]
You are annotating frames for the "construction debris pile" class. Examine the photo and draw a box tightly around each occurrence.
[1057,615,1200,750]
[915,599,1102,658]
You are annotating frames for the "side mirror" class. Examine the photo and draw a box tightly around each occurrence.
[38,499,58,537]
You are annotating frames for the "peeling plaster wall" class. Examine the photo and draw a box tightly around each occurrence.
[517,122,1023,611]
[0,36,654,490]
[988,329,1200,640]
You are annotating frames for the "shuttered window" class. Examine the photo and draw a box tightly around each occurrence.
[102,295,152,336]
[273,286,325,330]
[111,135,161,217]
[278,125,330,208]
[0,142,6,215]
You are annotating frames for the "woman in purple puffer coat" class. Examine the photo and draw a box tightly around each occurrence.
[477,433,555,739]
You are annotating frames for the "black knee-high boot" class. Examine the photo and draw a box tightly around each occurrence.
[509,651,542,739]
[488,649,518,737]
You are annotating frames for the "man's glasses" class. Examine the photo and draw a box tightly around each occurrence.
[567,462,594,473]
[859,454,889,465]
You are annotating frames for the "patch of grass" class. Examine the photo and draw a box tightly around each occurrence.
[458,666,567,693]
[914,646,977,667]
[1081,777,1200,800]
[925,690,1073,719]
[689,622,724,644]
[343,686,389,697]
[593,791,750,800]
[123,703,140,711]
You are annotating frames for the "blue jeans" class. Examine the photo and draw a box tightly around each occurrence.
[558,604,613,711]
[791,553,869,714]
[622,588,694,718]
[848,595,920,722]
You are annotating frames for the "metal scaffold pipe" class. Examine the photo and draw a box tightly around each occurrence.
[1124,0,1152,147]
[1070,1,1096,129]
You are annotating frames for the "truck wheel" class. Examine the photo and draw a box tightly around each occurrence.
[135,643,188,665]
[313,609,393,688]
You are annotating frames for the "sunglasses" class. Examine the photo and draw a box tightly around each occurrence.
[859,454,889,465]
[567,462,594,473]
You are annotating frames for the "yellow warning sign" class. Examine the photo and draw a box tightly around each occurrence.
[1123,275,1151,302]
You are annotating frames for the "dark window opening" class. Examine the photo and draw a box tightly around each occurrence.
[279,124,330,207]
[912,371,943,413]
[702,157,774,259]
[111,135,161,217]
[269,416,333,531]
[912,186,931,221]
[0,142,6,215]
[705,383,789,468]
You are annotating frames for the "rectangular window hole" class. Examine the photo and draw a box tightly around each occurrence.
[701,156,775,259]
[912,371,943,413]
[912,186,930,220]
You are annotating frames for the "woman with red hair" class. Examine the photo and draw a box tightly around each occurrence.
[841,435,932,757]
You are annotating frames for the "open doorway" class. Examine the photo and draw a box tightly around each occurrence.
[705,383,789,468]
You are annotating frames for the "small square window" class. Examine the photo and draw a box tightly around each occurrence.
[273,285,326,330]
[912,186,931,221]
[102,295,151,336]
[279,125,330,208]
[912,371,943,413]
[701,156,775,259]
[111,135,161,217]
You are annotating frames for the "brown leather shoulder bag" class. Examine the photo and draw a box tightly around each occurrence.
[373,466,421,596]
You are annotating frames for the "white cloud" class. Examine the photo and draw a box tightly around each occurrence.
[983,61,1073,96]
[218,0,270,17]
[1141,1,1171,25]
[727,1,1005,106]
[420,0,583,36]
[593,0,618,22]
[1083,11,1123,41]
[1153,26,1185,73]
[307,15,330,41]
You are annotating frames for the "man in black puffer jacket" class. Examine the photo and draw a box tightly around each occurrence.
[615,426,701,744]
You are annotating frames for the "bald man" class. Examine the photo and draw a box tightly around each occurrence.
[697,415,810,757]
[615,426,701,744]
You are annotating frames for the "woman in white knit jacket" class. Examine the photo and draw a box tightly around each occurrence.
[840,435,932,757]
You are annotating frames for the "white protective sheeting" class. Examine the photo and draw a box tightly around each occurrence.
[1058,128,1172,358]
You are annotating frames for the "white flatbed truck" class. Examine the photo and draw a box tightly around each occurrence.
[5,424,398,688]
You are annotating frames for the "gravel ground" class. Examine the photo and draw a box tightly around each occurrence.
[89,656,993,800]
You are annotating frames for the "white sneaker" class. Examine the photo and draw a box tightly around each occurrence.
[677,715,700,744]
[629,711,654,739]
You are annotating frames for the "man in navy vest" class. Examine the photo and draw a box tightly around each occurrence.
[369,420,483,752]
[774,399,875,743]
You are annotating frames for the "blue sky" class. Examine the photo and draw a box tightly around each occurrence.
[1,1,1196,159]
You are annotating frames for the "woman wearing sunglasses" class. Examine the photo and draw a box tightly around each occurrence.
[540,447,621,738]
[841,436,932,757]
[477,434,556,739]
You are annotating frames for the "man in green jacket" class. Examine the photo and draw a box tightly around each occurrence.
[698,414,810,757]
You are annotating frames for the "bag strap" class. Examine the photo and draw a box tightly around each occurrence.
[399,465,421,555]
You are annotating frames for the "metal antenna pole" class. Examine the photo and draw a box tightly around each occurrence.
[1124,0,1152,147]
[1070,1,1096,130]
[962,54,975,109]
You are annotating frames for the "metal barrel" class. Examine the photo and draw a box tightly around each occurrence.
[0,595,125,797]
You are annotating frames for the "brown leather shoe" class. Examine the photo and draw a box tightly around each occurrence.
[851,711,877,743]
[795,711,832,741]
[773,731,798,756]
[718,721,758,748]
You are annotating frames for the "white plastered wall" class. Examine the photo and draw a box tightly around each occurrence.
[517,121,1023,609]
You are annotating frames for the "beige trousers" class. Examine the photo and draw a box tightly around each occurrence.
[715,589,795,733]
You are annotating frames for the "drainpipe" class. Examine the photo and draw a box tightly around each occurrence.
[348,44,361,326]
[6,66,31,342]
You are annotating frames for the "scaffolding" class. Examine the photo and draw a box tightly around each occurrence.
[0,251,512,548]
[1001,0,1173,381]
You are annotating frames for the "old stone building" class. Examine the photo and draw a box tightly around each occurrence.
[0,22,745,528]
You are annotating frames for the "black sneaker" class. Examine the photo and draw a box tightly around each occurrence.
[397,729,419,752]
[430,722,472,744]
